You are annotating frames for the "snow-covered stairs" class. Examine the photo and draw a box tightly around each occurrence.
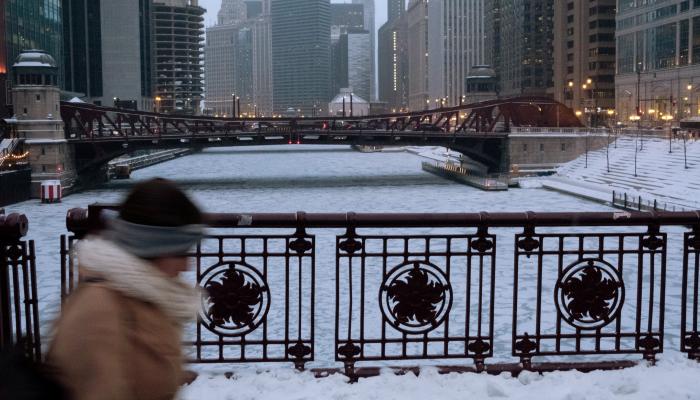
[545,135,700,209]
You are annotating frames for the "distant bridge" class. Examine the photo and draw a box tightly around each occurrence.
[59,96,583,176]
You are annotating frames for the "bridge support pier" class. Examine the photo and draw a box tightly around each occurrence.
[11,50,76,198]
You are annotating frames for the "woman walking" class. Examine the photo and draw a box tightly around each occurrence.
[48,178,204,400]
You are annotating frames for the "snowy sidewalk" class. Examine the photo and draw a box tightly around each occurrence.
[180,357,700,400]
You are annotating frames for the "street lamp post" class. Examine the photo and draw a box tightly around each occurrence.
[232,94,236,119]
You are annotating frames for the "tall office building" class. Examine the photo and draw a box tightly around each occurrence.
[388,0,405,20]
[484,0,500,91]
[378,11,408,111]
[553,0,615,124]
[62,0,154,110]
[406,0,429,110]
[271,0,331,115]
[490,0,554,97]
[153,0,205,114]
[330,4,369,100]
[331,3,364,30]
[615,1,700,123]
[5,0,64,91]
[427,0,485,106]
[1,3,8,117]
[218,0,247,25]
[351,0,375,100]
[252,3,273,115]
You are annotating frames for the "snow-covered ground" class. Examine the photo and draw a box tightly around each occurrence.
[545,134,700,210]
[180,357,700,400]
[6,145,699,399]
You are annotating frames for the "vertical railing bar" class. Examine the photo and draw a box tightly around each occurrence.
[647,236,656,334]
[21,242,33,358]
[196,240,203,361]
[334,237,340,357]
[680,233,689,351]
[535,235,545,352]
[359,238,365,357]
[443,237,451,356]
[658,233,667,350]
[693,244,699,332]
[635,234,644,345]
[466,237,473,350]
[11,251,22,347]
[512,234,520,358]
[60,236,67,302]
[263,239,269,360]
[310,236,316,361]
[556,236,563,353]
[297,253,303,343]
[595,236,604,351]
[285,238,291,355]
[28,241,40,361]
[615,234,624,351]
[575,236,584,353]
[477,249,484,339]
[488,235,496,358]
[381,238,387,358]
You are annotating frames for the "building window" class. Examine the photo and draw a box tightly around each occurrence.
[36,95,41,102]
[561,143,566,151]
[540,143,545,152]
[522,144,528,151]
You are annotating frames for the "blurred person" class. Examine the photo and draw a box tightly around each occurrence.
[47,178,204,400]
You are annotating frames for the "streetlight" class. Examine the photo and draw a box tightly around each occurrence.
[155,96,162,113]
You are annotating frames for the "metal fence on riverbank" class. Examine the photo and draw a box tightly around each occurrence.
[3,207,700,377]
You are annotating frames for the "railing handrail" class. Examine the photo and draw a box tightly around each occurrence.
[66,205,700,235]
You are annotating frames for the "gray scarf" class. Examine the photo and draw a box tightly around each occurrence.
[103,217,204,258]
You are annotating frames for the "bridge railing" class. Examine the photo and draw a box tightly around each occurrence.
[56,206,700,375]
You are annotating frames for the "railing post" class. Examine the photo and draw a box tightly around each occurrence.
[0,213,29,353]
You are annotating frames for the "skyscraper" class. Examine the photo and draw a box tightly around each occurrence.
[153,0,205,114]
[615,1,700,123]
[490,0,554,97]
[378,11,408,111]
[5,0,64,90]
[252,2,273,115]
[351,0,375,100]
[62,0,154,110]
[406,0,429,110]
[330,4,369,100]
[388,0,405,21]
[218,0,247,25]
[427,0,485,106]
[271,0,331,114]
[553,0,615,125]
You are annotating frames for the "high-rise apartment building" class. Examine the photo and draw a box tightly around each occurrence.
[62,0,154,110]
[270,0,331,115]
[427,0,485,107]
[615,1,700,123]
[153,0,205,114]
[553,0,615,125]
[378,10,408,111]
[490,0,554,97]
[351,0,375,100]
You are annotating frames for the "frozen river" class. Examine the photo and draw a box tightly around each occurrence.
[5,145,690,367]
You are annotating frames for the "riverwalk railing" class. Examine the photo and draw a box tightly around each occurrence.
[0,212,41,362]
[50,205,700,376]
[3,207,700,376]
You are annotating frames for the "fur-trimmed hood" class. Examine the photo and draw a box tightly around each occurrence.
[76,236,200,325]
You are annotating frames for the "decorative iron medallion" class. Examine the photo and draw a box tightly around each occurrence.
[200,261,270,337]
[554,258,624,330]
[379,260,452,334]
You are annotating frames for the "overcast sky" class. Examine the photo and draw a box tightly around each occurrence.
[198,0,389,31]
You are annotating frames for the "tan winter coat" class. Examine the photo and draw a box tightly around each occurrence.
[47,238,200,400]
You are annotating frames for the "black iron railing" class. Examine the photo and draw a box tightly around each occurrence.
[52,205,700,375]
[0,212,41,362]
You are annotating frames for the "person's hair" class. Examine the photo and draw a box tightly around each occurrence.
[119,178,202,227]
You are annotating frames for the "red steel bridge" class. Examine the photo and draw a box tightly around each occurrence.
[59,96,582,175]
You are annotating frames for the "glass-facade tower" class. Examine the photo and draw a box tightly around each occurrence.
[5,0,64,89]
[271,0,331,115]
[615,1,700,123]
